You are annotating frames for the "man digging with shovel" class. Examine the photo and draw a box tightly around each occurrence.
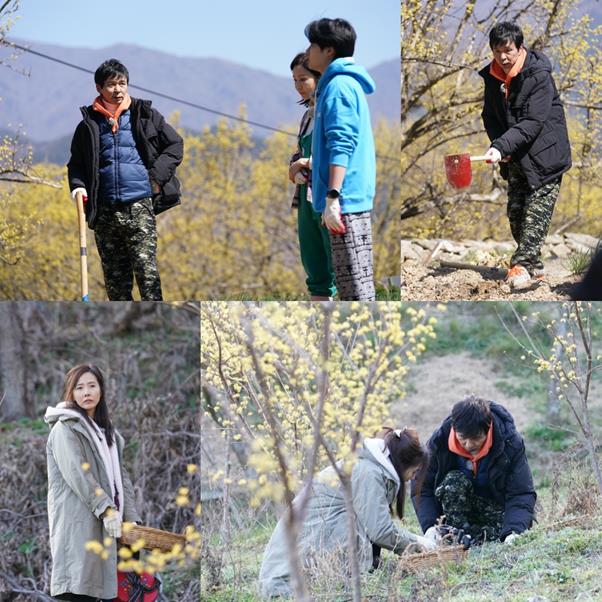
[479,22,571,291]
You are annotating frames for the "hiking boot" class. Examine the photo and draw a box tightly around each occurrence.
[505,265,532,290]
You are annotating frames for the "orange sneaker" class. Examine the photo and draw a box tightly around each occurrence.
[505,265,532,290]
[532,267,545,281]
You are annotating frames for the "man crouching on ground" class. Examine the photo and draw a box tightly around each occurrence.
[411,396,536,545]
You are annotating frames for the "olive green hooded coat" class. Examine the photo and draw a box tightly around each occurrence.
[45,404,141,599]
[258,439,422,598]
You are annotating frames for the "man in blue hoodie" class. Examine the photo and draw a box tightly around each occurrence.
[305,18,376,301]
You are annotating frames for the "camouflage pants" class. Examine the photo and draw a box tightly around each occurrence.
[94,197,163,301]
[507,162,561,273]
[435,469,504,542]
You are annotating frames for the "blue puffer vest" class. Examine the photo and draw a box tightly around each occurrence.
[97,109,152,203]
[455,453,494,500]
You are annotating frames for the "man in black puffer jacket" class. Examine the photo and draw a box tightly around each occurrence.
[411,397,536,545]
[480,22,571,291]
[68,58,183,301]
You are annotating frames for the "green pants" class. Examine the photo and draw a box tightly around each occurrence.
[297,191,337,298]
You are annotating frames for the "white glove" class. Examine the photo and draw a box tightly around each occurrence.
[484,147,502,164]
[71,187,88,202]
[413,534,437,552]
[294,171,308,185]
[504,532,520,545]
[322,196,346,235]
[289,158,310,183]
[102,509,122,538]
[424,526,442,544]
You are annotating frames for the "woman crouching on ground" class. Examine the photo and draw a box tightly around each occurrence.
[258,427,435,598]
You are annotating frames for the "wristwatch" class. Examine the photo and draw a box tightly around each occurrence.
[326,188,341,199]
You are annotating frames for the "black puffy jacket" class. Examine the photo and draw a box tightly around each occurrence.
[67,98,183,229]
[479,49,571,190]
[411,402,536,540]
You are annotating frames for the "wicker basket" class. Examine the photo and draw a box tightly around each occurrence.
[399,545,468,573]
[118,525,186,552]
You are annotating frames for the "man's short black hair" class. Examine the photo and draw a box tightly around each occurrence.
[489,22,524,50]
[94,58,129,86]
[304,18,356,58]
[451,396,492,438]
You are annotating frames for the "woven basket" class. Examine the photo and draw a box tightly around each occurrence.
[399,545,468,573]
[118,525,186,552]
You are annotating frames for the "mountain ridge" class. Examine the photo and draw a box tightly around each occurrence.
[0,38,399,146]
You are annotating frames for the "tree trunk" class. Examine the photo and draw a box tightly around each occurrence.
[0,302,29,421]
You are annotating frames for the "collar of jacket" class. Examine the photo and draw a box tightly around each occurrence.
[489,47,527,98]
[81,97,152,122]
[448,422,494,475]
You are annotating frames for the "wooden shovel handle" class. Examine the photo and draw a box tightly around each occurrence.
[75,191,89,301]
[469,155,490,162]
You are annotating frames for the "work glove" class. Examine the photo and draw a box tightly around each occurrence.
[294,170,309,185]
[424,526,442,544]
[102,509,122,538]
[322,196,346,235]
[504,532,520,545]
[289,158,310,183]
[71,187,88,203]
[413,534,438,552]
[484,147,502,164]
[436,525,473,549]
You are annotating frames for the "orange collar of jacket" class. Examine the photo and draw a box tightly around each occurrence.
[489,47,527,98]
[448,422,494,475]
[92,93,132,133]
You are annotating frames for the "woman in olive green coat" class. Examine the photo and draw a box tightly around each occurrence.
[45,364,141,601]
[258,427,436,599]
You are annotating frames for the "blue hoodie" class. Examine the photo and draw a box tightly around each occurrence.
[311,58,376,214]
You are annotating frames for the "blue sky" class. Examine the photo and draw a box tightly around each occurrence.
[10,0,399,76]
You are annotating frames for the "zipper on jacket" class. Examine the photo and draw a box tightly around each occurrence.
[113,124,119,201]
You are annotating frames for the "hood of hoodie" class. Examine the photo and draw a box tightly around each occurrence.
[479,47,552,80]
[317,57,376,96]
[360,437,401,494]
[44,401,88,426]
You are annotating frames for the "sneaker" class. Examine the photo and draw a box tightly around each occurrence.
[505,264,532,290]
[531,267,545,281]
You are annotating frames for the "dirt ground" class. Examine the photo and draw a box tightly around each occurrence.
[390,353,533,442]
[401,256,580,301]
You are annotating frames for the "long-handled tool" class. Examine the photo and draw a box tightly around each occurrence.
[75,191,89,301]
[444,153,490,189]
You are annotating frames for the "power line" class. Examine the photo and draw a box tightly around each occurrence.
[3,39,296,136]
[2,39,399,162]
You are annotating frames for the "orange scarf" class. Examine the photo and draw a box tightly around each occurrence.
[448,422,494,476]
[92,93,132,133]
[489,47,527,98]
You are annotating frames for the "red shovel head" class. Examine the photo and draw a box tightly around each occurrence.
[444,153,472,189]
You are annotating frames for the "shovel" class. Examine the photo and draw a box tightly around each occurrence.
[75,191,89,301]
[444,153,490,189]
